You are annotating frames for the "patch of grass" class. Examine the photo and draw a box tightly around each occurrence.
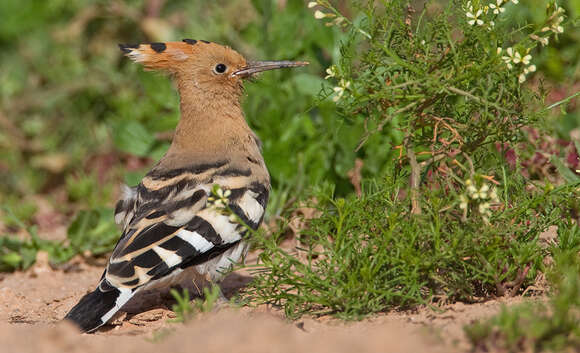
[0,227,73,271]
[169,288,194,323]
[1,201,37,228]
[0,206,117,271]
[150,285,221,342]
[194,285,222,313]
[66,208,118,256]
[169,285,222,323]
[245,173,577,320]
[465,223,580,352]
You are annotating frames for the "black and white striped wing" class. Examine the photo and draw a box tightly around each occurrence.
[65,173,268,333]
[114,185,138,231]
[103,176,268,291]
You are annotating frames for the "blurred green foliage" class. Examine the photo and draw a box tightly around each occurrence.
[0,205,117,271]
[0,0,356,210]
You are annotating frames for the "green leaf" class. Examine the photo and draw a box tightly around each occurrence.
[111,120,155,157]
[67,208,118,255]
[0,252,22,269]
[124,171,147,186]
[550,155,580,184]
[291,73,327,97]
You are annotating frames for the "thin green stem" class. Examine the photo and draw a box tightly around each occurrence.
[545,90,580,111]
[446,86,516,114]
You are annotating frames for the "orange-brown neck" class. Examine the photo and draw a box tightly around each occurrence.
[166,78,254,159]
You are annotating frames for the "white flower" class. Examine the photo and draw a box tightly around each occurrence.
[466,181,492,200]
[332,87,344,101]
[467,184,477,196]
[466,7,484,26]
[521,54,532,65]
[478,202,490,214]
[490,0,505,14]
[552,15,565,34]
[208,186,234,213]
[530,34,544,44]
[501,46,536,81]
[307,1,318,8]
[473,184,489,199]
[505,47,514,57]
[459,195,469,210]
[325,66,337,79]
[519,64,535,83]
[519,56,536,83]
[511,0,518,3]
[333,16,345,25]
[332,79,350,102]
[314,10,327,19]
[524,64,536,74]
[501,47,517,69]
[539,37,549,46]
[543,3,565,34]
[496,47,502,55]
[513,51,522,64]
[489,188,499,202]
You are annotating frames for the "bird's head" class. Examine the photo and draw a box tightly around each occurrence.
[119,40,308,97]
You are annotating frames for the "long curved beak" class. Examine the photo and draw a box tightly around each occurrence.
[232,60,309,78]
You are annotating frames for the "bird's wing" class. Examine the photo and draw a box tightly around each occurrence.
[102,164,269,291]
[114,184,138,230]
[65,163,268,332]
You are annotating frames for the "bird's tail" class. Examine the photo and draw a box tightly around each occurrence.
[64,282,134,333]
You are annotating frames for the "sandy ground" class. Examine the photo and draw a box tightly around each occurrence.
[0,253,534,353]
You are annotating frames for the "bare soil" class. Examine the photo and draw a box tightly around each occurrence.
[0,252,533,353]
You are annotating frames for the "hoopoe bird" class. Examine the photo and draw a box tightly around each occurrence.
[64,39,307,332]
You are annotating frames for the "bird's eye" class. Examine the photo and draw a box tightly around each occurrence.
[213,63,227,74]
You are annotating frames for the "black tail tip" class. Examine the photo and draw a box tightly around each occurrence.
[64,288,117,333]
[64,311,104,333]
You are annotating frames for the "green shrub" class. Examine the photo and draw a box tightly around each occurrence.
[244,0,578,321]
[314,0,575,211]
[246,174,576,319]
[465,224,580,352]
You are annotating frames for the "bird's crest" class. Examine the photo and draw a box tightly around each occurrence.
[118,39,243,74]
